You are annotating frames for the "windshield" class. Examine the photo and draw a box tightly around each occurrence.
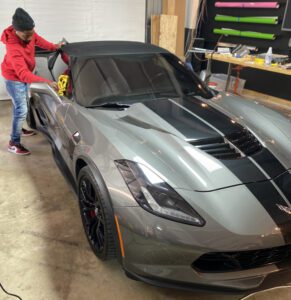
[71,53,213,107]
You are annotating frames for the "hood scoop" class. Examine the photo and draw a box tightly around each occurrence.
[190,129,262,160]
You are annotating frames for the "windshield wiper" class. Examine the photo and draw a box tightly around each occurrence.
[86,102,130,109]
[85,91,179,108]
[185,90,217,99]
[153,91,179,98]
[184,91,197,96]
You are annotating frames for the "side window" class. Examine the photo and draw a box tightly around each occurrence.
[74,59,111,106]
[35,56,54,81]
[52,55,68,80]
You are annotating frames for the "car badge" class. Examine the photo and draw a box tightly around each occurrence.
[277,204,291,215]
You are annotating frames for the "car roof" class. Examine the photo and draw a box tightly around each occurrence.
[62,41,170,58]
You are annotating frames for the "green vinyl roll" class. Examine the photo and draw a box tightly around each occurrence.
[213,28,276,40]
[214,28,241,36]
[215,15,278,25]
[241,31,275,39]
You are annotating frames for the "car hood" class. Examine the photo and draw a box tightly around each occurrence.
[209,92,291,168]
[85,95,290,192]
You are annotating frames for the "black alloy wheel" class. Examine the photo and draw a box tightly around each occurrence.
[26,99,37,130]
[78,166,116,260]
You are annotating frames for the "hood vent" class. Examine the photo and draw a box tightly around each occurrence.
[190,137,241,160]
[226,129,262,156]
[190,130,262,160]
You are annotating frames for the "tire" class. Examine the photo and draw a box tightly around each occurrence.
[26,99,37,130]
[78,166,116,260]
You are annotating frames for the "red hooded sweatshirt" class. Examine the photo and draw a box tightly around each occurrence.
[1,25,57,83]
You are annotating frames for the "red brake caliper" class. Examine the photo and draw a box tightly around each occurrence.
[89,210,96,218]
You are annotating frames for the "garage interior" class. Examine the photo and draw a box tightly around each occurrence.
[0,1,291,300]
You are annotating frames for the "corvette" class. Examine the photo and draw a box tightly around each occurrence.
[28,41,291,292]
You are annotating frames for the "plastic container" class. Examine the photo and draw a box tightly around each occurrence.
[208,73,246,93]
[265,47,273,65]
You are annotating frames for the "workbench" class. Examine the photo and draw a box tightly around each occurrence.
[205,53,291,92]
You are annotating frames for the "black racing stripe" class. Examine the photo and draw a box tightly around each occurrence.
[222,158,267,183]
[246,181,291,244]
[221,158,291,243]
[143,99,221,140]
[173,97,243,135]
[252,148,286,178]
[274,171,291,206]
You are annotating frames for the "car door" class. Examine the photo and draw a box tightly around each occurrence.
[31,84,71,157]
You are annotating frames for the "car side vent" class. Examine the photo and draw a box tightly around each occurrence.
[226,129,262,156]
[190,137,241,160]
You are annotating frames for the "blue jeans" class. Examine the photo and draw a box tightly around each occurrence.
[5,80,28,143]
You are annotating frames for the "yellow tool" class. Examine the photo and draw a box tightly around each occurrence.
[254,57,265,65]
[57,75,69,96]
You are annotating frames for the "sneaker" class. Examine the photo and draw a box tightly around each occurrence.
[8,141,31,155]
[22,128,36,137]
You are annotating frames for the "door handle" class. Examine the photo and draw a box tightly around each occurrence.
[72,131,81,144]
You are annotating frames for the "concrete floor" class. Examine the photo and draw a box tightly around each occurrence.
[0,96,291,300]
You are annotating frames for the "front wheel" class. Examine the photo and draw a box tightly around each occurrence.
[26,98,37,130]
[78,166,116,260]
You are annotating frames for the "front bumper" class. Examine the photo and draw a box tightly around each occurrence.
[114,205,291,292]
[124,264,291,294]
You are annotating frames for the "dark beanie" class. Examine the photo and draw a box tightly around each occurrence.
[12,8,35,31]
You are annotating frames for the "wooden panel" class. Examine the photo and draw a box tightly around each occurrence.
[159,14,178,54]
[162,0,176,14]
[162,0,186,57]
[151,15,160,46]
[175,0,186,57]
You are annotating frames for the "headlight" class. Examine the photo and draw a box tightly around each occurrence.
[115,160,205,226]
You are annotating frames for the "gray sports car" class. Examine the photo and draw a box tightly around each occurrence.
[28,41,291,293]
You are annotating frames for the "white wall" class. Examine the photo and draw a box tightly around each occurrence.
[0,0,146,99]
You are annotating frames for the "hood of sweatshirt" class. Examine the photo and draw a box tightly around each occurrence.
[1,26,22,45]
